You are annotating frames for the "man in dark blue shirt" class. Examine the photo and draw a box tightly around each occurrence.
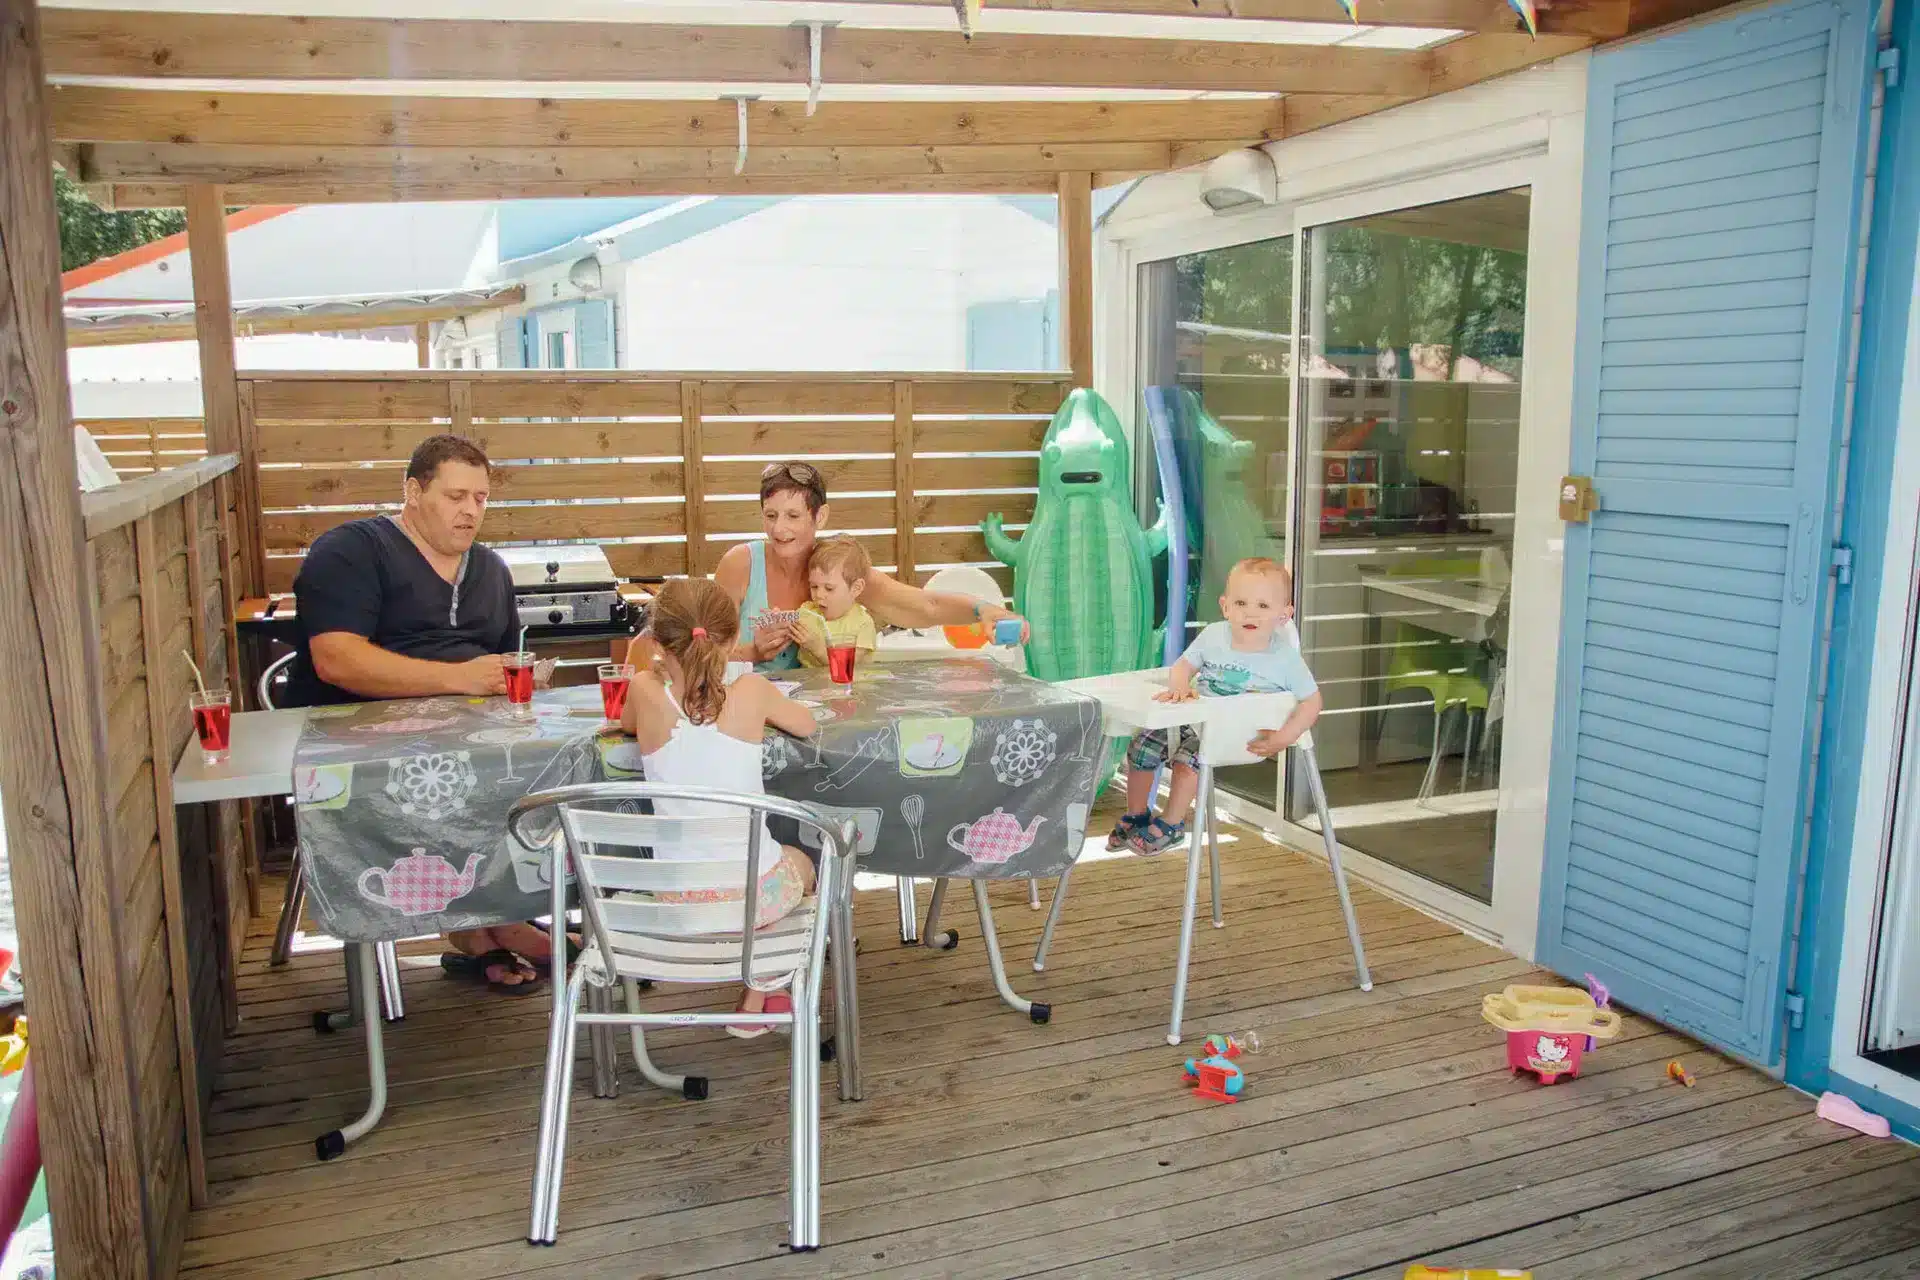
[291,435,557,993]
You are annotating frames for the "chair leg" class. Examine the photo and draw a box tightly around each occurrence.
[1300,744,1372,992]
[788,967,819,1252]
[372,941,405,1022]
[1033,866,1074,972]
[1458,710,1479,794]
[1416,702,1452,805]
[623,979,707,1100]
[895,876,919,945]
[1028,878,1043,910]
[1167,765,1210,1046]
[1206,784,1224,930]
[920,877,958,950]
[830,874,863,1102]
[540,968,587,1242]
[270,850,307,966]
[528,964,582,1244]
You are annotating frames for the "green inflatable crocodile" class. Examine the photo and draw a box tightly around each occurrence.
[983,388,1167,683]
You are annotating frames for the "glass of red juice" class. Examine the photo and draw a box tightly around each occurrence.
[190,689,231,766]
[827,644,857,685]
[502,651,537,718]
[598,663,635,728]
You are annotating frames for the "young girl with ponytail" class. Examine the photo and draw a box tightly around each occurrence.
[620,578,821,1036]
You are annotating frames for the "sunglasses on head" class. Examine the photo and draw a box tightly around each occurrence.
[761,462,823,486]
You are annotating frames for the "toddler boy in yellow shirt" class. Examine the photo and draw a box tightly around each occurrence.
[793,535,878,667]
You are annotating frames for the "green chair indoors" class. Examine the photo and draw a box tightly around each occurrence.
[1376,558,1493,803]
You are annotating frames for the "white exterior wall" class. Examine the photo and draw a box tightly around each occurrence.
[1096,55,1592,958]
[616,196,1057,371]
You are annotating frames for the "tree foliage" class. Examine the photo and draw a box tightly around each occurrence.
[55,168,186,273]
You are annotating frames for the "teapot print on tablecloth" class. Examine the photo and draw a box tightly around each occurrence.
[947,808,1046,866]
[358,848,485,916]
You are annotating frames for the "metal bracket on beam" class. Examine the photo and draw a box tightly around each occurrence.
[720,93,760,175]
[800,21,839,116]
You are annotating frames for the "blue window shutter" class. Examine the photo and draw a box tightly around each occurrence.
[574,298,615,369]
[1541,0,1872,1066]
[497,315,527,369]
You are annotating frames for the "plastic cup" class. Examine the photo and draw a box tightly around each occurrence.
[189,689,231,766]
[993,617,1024,645]
[827,644,857,685]
[502,651,536,718]
[598,663,635,727]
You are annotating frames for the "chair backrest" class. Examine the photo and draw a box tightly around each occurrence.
[258,650,297,710]
[508,782,853,988]
[918,566,1008,639]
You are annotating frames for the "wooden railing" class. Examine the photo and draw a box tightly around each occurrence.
[239,371,1068,597]
[78,417,209,477]
[80,456,253,1273]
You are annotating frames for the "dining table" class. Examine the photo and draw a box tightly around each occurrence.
[177,655,1104,1159]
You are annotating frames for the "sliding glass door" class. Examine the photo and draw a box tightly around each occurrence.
[1286,189,1529,904]
[1137,235,1295,808]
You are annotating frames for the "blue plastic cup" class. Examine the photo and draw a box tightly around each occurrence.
[993,617,1023,645]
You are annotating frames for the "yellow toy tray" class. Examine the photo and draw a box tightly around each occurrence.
[1481,985,1622,1038]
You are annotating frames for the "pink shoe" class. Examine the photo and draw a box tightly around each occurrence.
[1816,1091,1892,1138]
[726,991,793,1040]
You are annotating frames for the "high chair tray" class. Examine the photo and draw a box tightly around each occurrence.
[1057,668,1300,738]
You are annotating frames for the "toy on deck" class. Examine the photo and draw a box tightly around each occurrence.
[1667,1060,1696,1088]
[1183,1030,1258,1101]
[1583,973,1610,1051]
[1404,1268,1534,1279]
[1817,1091,1892,1138]
[1481,985,1620,1084]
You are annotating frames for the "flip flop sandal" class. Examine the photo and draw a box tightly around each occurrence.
[726,991,793,1040]
[440,949,547,997]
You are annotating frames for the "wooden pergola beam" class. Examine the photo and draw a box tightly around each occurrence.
[106,171,1092,208]
[72,140,1218,188]
[48,88,1294,150]
[746,0,1627,36]
[40,9,1437,95]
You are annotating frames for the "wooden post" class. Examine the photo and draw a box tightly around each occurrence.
[213,473,262,916]
[131,514,210,1208]
[0,2,154,1274]
[450,378,473,435]
[892,380,916,582]
[414,320,431,368]
[186,187,254,591]
[234,378,264,595]
[1057,170,1095,390]
[679,380,705,575]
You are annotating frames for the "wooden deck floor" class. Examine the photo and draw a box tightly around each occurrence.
[183,830,1920,1280]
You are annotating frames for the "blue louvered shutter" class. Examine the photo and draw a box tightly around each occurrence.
[497,315,528,369]
[1539,0,1872,1065]
[574,298,615,368]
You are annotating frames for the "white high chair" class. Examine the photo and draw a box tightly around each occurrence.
[1041,623,1372,1044]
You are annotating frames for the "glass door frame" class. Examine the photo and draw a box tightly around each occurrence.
[1113,147,1569,953]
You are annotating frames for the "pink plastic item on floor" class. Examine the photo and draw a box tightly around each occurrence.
[1816,1091,1892,1138]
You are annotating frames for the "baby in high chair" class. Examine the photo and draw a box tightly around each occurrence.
[621,578,821,1038]
[1111,557,1324,855]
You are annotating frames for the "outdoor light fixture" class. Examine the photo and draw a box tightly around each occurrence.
[567,256,603,293]
[1199,148,1278,214]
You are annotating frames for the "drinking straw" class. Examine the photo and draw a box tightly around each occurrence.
[182,649,209,699]
[518,625,529,654]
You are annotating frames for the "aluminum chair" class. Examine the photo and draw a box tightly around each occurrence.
[1031,689,1372,1045]
[259,648,405,1025]
[508,782,858,1251]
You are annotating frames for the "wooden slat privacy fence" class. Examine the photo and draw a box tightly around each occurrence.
[242,371,1068,597]
[81,417,210,477]
[81,456,254,1276]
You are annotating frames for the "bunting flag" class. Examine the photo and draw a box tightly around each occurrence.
[1507,0,1540,37]
[953,0,985,38]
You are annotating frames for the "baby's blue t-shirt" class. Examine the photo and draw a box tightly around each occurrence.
[1179,622,1319,698]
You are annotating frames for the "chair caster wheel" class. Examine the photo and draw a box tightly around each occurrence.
[1030,1003,1052,1025]
[683,1076,709,1101]
[315,1130,346,1161]
[312,1011,336,1035]
[820,1038,836,1063]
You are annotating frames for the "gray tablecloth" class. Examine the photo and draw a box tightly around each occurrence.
[293,660,1104,943]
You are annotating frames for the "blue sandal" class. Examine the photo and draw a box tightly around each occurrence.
[1106,811,1152,851]
[1128,818,1188,856]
